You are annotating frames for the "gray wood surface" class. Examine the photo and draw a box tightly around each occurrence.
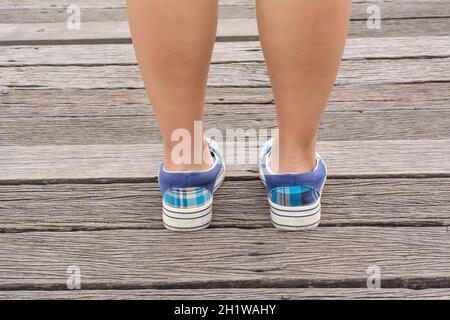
[2,58,450,90]
[1,0,449,300]
[1,178,449,232]
[1,227,449,289]
[2,37,450,66]
[1,40,448,145]
[1,105,449,145]
[0,0,253,9]
[1,288,450,300]
[3,82,449,113]
[1,140,450,182]
[2,18,450,45]
[2,0,450,22]
[2,0,449,13]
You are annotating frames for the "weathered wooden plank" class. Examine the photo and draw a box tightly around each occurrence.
[1,0,449,21]
[2,0,449,11]
[1,178,449,232]
[0,0,128,9]
[0,227,449,289]
[2,58,449,90]
[0,1,256,24]
[0,8,129,24]
[3,82,448,145]
[1,140,449,182]
[2,37,450,67]
[0,6,254,23]
[0,0,254,9]
[1,288,450,300]
[2,83,448,112]
[1,18,449,45]
[0,105,449,145]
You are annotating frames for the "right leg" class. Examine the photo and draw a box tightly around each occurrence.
[256,0,351,173]
[127,0,218,171]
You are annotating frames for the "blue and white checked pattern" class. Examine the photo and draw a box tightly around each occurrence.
[269,185,319,207]
[163,187,212,209]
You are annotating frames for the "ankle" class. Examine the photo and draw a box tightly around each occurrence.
[270,140,317,174]
[271,153,316,173]
[164,138,215,172]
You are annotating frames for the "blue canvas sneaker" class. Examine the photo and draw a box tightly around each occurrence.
[259,138,327,230]
[158,138,225,232]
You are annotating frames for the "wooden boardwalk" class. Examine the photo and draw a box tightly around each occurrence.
[1,0,450,299]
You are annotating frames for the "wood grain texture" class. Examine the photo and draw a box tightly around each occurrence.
[1,0,449,12]
[1,140,449,182]
[0,227,449,289]
[2,82,448,112]
[1,0,449,22]
[0,0,450,23]
[0,0,254,9]
[2,0,449,45]
[0,0,129,9]
[1,288,449,300]
[1,104,449,145]
[3,81,449,145]
[2,18,450,45]
[1,0,449,300]
[1,178,450,232]
[2,58,450,91]
[2,37,450,67]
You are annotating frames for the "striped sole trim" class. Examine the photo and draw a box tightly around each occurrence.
[162,199,213,232]
[269,198,321,231]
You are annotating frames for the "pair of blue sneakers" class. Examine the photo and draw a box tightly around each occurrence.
[158,138,327,232]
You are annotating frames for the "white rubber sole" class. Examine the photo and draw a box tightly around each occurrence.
[269,198,321,231]
[162,166,225,232]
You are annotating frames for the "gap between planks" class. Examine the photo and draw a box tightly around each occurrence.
[1,83,449,112]
[2,58,450,90]
[1,18,450,46]
[1,37,450,67]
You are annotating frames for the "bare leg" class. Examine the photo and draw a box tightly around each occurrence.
[127,0,218,171]
[256,0,351,173]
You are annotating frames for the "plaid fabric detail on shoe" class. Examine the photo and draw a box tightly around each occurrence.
[269,185,319,207]
[163,187,212,209]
